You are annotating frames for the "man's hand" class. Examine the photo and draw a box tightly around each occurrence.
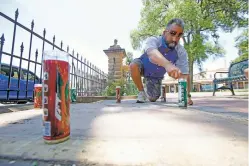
[165,63,181,79]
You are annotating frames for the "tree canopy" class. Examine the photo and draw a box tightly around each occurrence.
[130,0,248,90]
[232,27,248,63]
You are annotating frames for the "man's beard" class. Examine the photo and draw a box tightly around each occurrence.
[167,42,177,49]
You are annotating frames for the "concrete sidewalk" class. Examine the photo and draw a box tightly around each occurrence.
[0,97,248,166]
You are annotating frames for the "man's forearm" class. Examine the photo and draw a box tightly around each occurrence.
[147,48,181,79]
[147,49,171,68]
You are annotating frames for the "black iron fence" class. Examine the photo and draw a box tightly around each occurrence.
[0,9,107,102]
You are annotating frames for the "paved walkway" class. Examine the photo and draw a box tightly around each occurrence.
[0,94,248,166]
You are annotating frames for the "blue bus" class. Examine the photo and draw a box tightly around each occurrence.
[0,63,40,101]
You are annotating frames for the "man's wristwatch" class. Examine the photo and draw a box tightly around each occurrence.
[188,94,191,98]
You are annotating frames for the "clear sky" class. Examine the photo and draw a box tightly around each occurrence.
[0,0,241,76]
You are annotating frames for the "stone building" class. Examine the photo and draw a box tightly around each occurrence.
[103,39,127,82]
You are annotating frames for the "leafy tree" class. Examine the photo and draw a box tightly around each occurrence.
[125,82,139,95]
[130,0,248,91]
[101,79,125,96]
[232,27,248,63]
[101,77,139,96]
[126,52,134,65]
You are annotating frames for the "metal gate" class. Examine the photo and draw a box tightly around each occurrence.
[0,9,107,102]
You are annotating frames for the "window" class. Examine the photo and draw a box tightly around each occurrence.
[12,68,19,78]
[22,70,39,81]
[0,65,19,78]
[35,74,40,82]
[22,70,28,80]
[0,65,8,76]
[28,72,35,81]
[220,73,222,78]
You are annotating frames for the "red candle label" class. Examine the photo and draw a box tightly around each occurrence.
[42,59,70,141]
[34,85,42,109]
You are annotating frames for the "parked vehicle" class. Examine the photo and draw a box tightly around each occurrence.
[0,63,40,101]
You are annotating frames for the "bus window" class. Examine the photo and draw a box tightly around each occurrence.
[0,65,19,78]
[22,70,34,81]
[28,72,35,80]
[12,67,19,78]
[0,65,9,76]
[28,71,39,82]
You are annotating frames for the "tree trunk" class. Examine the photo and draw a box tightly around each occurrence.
[188,59,194,92]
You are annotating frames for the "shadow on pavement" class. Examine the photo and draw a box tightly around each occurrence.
[0,99,248,165]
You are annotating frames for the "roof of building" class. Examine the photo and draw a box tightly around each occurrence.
[193,68,228,76]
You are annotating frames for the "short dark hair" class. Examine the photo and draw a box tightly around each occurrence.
[166,18,185,30]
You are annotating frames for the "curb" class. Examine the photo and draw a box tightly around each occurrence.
[76,95,137,103]
[0,104,33,114]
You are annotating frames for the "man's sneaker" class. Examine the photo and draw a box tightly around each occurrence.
[136,91,147,103]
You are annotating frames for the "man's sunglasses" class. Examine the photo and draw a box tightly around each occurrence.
[167,30,183,38]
